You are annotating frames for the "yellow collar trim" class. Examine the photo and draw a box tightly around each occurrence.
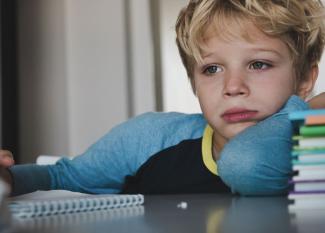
[202,125,218,175]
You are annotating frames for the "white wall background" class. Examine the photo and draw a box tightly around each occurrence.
[160,0,201,113]
[18,0,155,162]
[65,0,130,158]
[19,0,70,163]
[316,59,325,95]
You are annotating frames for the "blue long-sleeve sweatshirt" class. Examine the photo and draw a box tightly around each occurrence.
[9,95,309,196]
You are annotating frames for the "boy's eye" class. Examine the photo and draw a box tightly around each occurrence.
[249,61,271,70]
[203,65,222,75]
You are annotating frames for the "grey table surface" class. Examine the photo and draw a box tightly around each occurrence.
[1,194,325,233]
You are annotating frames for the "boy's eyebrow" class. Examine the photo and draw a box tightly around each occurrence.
[250,48,284,58]
[202,48,284,59]
[202,52,214,59]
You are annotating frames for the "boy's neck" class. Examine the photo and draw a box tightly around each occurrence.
[212,132,227,161]
[212,145,220,161]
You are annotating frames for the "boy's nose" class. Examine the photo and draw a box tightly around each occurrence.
[223,72,249,97]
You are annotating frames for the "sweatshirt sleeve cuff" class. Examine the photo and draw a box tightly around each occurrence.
[8,164,51,196]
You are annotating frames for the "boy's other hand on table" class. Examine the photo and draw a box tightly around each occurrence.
[0,150,14,190]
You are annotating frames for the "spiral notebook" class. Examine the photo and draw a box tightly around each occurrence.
[9,190,144,218]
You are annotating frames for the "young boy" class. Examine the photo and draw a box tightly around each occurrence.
[1,0,325,196]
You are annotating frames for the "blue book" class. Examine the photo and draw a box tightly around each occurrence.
[289,109,325,121]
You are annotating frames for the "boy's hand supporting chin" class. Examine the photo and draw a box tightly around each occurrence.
[217,95,309,196]
[308,92,325,109]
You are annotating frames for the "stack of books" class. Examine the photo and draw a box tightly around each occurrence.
[288,109,325,210]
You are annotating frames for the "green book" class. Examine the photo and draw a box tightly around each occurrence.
[291,160,325,166]
[292,148,325,156]
[293,146,325,151]
[299,125,325,136]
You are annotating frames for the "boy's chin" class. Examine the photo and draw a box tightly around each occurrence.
[226,121,257,139]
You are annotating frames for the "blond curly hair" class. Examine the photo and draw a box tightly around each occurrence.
[176,0,325,91]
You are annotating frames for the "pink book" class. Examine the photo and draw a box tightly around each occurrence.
[305,115,325,125]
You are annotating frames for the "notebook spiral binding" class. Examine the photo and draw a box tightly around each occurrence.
[13,205,145,230]
[10,194,144,218]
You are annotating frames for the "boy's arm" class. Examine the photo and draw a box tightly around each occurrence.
[308,92,325,109]
[217,95,308,196]
[7,115,154,196]
[7,112,206,196]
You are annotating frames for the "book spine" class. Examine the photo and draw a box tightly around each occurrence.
[300,126,325,136]
[305,115,325,125]
[288,109,325,121]
[288,109,325,210]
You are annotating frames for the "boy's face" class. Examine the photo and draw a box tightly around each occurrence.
[193,24,296,146]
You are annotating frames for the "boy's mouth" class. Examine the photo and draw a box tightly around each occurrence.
[221,108,258,123]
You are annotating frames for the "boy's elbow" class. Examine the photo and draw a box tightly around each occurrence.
[217,142,292,196]
[218,163,291,196]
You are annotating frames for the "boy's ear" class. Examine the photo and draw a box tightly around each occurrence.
[297,65,319,99]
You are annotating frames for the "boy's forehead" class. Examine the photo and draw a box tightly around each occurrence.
[200,21,288,58]
[203,19,260,46]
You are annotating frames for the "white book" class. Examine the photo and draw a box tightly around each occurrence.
[293,164,325,171]
[293,173,325,181]
[294,182,325,192]
[9,190,144,218]
[298,137,325,147]
[297,170,325,177]
[297,154,325,162]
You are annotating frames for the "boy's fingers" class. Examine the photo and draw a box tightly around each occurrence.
[0,150,15,167]
[1,157,14,167]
